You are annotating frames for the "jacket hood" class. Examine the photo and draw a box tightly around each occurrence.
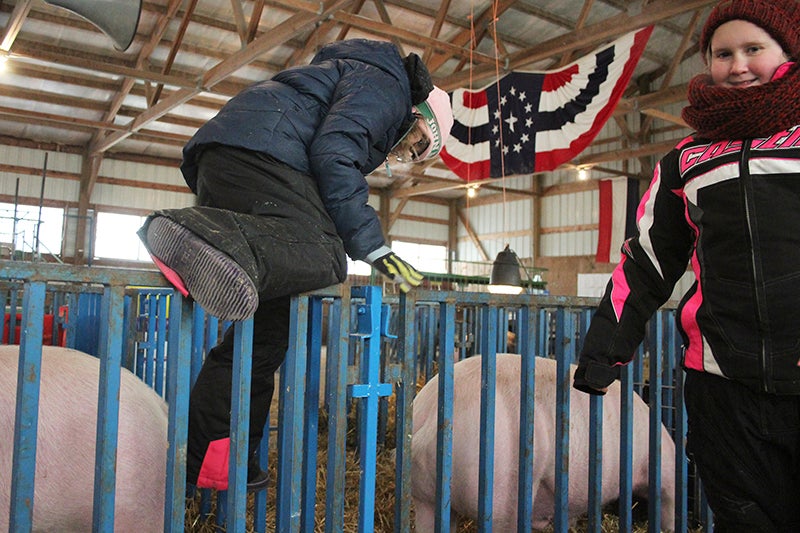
[311,39,408,87]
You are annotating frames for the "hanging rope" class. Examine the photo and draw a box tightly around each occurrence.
[466,3,476,206]
[489,0,510,240]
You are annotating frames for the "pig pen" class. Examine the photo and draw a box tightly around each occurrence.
[1,260,713,532]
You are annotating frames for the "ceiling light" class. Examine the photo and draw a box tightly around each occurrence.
[577,167,589,181]
[488,244,524,295]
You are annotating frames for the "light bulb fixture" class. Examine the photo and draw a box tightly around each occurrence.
[467,185,479,198]
[488,244,524,295]
[577,166,589,181]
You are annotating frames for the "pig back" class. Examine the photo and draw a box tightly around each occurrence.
[0,346,167,533]
[410,353,675,531]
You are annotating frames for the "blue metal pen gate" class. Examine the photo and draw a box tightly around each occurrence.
[1,260,712,532]
[390,290,712,533]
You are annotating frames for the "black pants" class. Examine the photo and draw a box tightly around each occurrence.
[684,369,800,532]
[182,146,347,485]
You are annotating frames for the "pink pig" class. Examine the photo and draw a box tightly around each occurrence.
[411,353,676,532]
[0,346,167,533]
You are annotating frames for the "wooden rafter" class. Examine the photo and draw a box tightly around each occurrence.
[0,0,721,207]
[91,0,357,153]
[149,0,200,107]
[457,207,490,261]
[438,0,717,90]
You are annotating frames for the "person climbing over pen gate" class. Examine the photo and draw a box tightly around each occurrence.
[137,38,453,491]
[573,1,800,531]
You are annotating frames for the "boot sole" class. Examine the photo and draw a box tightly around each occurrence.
[145,217,258,321]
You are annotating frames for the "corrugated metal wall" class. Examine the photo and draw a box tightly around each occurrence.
[0,146,80,203]
[540,187,598,257]
[0,145,193,212]
[458,197,534,263]
[385,198,449,245]
[1,52,702,271]
[0,142,653,268]
[94,159,193,212]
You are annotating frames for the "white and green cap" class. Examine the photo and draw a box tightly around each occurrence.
[412,86,454,160]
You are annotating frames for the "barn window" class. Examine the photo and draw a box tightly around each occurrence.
[0,202,64,260]
[391,241,447,273]
[94,212,149,261]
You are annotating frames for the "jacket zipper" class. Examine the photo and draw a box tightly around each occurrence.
[739,142,771,392]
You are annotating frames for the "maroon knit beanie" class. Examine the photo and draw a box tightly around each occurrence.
[700,0,800,61]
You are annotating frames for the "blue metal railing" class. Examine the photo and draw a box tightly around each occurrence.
[0,261,253,533]
[390,289,707,533]
[1,262,181,531]
[1,260,714,532]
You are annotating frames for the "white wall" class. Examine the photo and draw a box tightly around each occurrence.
[578,270,696,303]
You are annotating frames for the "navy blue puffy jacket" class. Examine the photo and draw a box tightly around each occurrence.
[181,39,414,260]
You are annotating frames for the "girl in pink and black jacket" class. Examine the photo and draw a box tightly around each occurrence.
[574,1,800,530]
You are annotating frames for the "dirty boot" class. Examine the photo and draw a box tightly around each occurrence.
[142,216,258,321]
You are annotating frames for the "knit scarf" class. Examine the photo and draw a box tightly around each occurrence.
[682,64,800,140]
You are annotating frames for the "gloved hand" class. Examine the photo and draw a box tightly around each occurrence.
[573,360,617,396]
[366,246,425,293]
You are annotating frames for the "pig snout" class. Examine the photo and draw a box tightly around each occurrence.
[0,346,168,533]
[410,354,676,532]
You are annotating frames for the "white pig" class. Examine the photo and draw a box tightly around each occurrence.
[411,354,676,532]
[0,346,168,533]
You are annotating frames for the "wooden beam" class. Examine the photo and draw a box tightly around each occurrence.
[422,0,451,65]
[437,0,718,90]
[391,173,535,198]
[616,84,689,114]
[424,0,517,73]
[640,108,688,128]
[91,0,355,153]
[640,9,701,135]
[0,0,32,52]
[246,0,266,42]
[0,106,125,132]
[457,207,490,261]
[331,11,496,66]
[555,0,595,67]
[10,38,198,89]
[387,197,409,232]
[229,0,249,45]
[371,0,405,55]
[86,0,185,190]
[203,0,355,89]
[591,165,650,180]
[149,0,200,106]
[575,139,679,166]
[457,188,534,206]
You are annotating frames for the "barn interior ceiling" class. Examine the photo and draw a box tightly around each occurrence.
[0,0,718,203]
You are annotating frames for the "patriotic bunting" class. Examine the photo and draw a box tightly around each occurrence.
[440,26,654,181]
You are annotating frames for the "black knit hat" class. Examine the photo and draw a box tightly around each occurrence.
[700,0,800,61]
